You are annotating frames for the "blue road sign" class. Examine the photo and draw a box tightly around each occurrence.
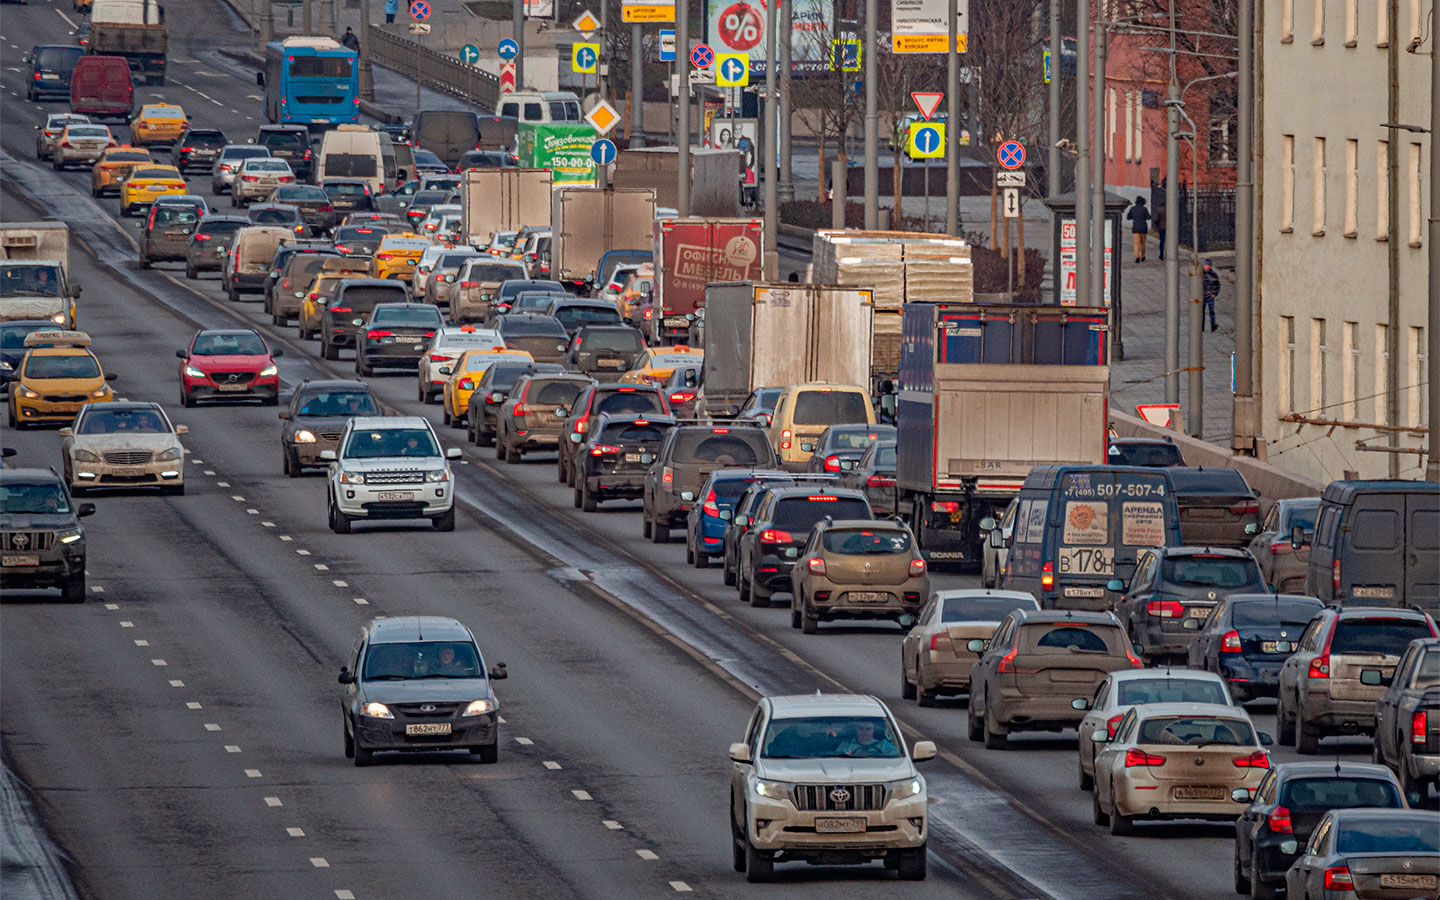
[658,29,676,62]
[718,55,745,83]
[691,44,714,68]
[409,0,430,21]
[1043,48,1052,84]
[591,139,618,166]
[998,140,1026,169]
[460,44,481,64]
[498,38,520,60]
[913,125,942,156]
[574,43,598,72]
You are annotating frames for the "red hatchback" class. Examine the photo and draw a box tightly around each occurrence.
[176,328,283,407]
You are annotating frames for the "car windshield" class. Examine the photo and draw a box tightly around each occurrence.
[0,482,72,514]
[1109,442,1184,466]
[363,641,482,680]
[938,594,1039,622]
[579,329,642,353]
[25,354,100,379]
[1116,678,1229,706]
[773,496,872,530]
[77,408,168,434]
[595,391,664,416]
[297,391,377,416]
[1334,819,1440,854]
[1280,778,1402,811]
[1331,619,1436,656]
[343,428,439,458]
[1137,716,1254,746]
[761,715,902,759]
[0,324,48,349]
[1162,556,1262,588]
[1230,599,1321,628]
[0,264,64,296]
[371,308,441,328]
[191,333,268,356]
[822,528,911,554]
[826,427,895,450]
[671,430,770,465]
[793,390,870,425]
[709,476,757,500]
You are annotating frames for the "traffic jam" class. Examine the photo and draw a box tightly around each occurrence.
[1,3,1438,898]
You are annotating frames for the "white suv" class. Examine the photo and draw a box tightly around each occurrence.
[728,693,935,882]
[321,416,460,533]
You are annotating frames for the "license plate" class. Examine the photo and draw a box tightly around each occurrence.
[598,358,623,366]
[405,723,451,736]
[814,817,866,834]
[378,492,414,501]
[1380,874,1436,889]
[41,73,59,79]
[3,555,40,567]
[1261,641,1283,653]
[1188,606,1212,619]
[663,316,687,326]
[1065,587,1107,598]
[1173,785,1225,800]
[625,453,642,463]
[1058,546,1115,575]
[1352,586,1396,599]
[216,383,249,392]
[848,591,887,603]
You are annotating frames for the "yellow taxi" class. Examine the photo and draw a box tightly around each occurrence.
[129,103,189,149]
[618,346,704,386]
[7,331,117,428]
[441,347,533,426]
[91,145,153,197]
[119,164,187,217]
[372,234,432,281]
[295,269,366,340]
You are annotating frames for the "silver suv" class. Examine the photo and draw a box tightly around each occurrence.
[321,416,460,533]
[727,693,935,882]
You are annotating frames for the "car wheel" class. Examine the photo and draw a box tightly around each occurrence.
[180,388,195,409]
[343,718,355,759]
[441,406,452,426]
[1108,800,1134,836]
[790,602,802,629]
[566,461,576,488]
[641,516,652,539]
[226,279,238,303]
[330,496,352,534]
[1250,875,1278,899]
[164,483,185,496]
[185,262,197,279]
[730,809,747,873]
[470,742,498,763]
[1277,696,1296,745]
[685,542,695,565]
[353,740,373,767]
[505,444,520,462]
[556,454,568,483]
[1079,756,1094,791]
[896,846,927,881]
[901,657,917,699]
[748,576,769,609]
[61,575,86,604]
[356,358,371,377]
[1296,720,1321,755]
[581,483,597,513]
[695,550,709,569]
[139,253,152,270]
[916,680,935,707]
[318,339,338,360]
[967,697,984,741]
[744,835,774,884]
[477,427,493,448]
[801,609,819,634]
[983,699,1008,750]
[433,507,456,532]
[738,572,752,604]
[1092,787,1110,825]
[652,522,669,543]
[496,440,508,461]
[723,555,737,586]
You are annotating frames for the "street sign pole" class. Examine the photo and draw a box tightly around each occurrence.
[778,0,793,204]
[358,0,374,101]
[514,0,525,88]
[863,0,878,229]
[924,156,931,232]
[677,1,691,216]
[763,0,778,278]
[944,0,959,234]
[631,22,644,147]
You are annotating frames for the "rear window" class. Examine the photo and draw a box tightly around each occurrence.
[324,153,377,177]
[527,379,585,406]
[249,160,291,172]
[772,496,872,531]
[1023,625,1118,653]
[251,208,297,224]
[260,130,308,149]
[580,329,642,353]
[669,429,771,465]
[1057,470,1172,550]
[109,152,150,162]
[598,422,669,444]
[1417,649,1440,688]
[595,391,664,416]
[70,126,110,139]
[501,318,566,337]
[709,476,756,500]
[276,186,327,202]
[1230,598,1321,628]
[1335,818,1440,854]
[184,131,226,147]
[324,181,371,196]
[826,427,894,450]
[334,226,387,242]
[1330,618,1436,656]
[459,152,507,169]
[554,306,622,330]
[484,364,534,389]
[1169,468,1254,496]
[35,47,84,70]
[371,307,441,327]
[341,286,409,307]
[1279,778,1403,812]
[463,263,527,282]
[227,147,270,160]
[792,390,870,426]
[822,528,911,554]
[1108,441,1184,467]
[1115,678,1229,706]
[1161,555,1263,589]
[1136,716,1254,746]
[938,594,1039,622]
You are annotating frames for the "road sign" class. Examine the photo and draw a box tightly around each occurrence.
[911,91,943,121]
[585,99,621,135]
[691,43,715,68]
[996,170,1026,188]
[409,0,430,20]
[907,122,945,159]
[1002,188,1020,218]
[997,140,1025,170]
[715,53,748,86]
[591,138,618,165]
[1043,48,1052,84]
[893,0,966,52]
[498,38,520,60]
[830,38,861,71]
[499,61,516,93]
[572,9,601,33]
[623,0,675,22]
[460,44,481,64]
[573,42,599,73]
[408,22,431,34]
[659,29,676,61]
[1135,403,1180,427]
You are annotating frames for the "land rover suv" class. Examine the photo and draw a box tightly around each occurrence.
[321,416,462,533]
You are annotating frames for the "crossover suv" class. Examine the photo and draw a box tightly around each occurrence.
[790,518,929,633]
[0,468,95,602]
[556,383,669,487]
[1245,497,1320,593]
[494,372,592,463]
[642,422,776,543]
[278,380,380,477]
[900,589,1039,708]
[1111,546,1268,664]
[321,417,462,533]
[571,413,677,512]
[734,486,873,607]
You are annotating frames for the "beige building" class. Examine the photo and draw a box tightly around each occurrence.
[1257,0,1430,482]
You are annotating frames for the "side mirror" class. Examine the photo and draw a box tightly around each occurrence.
[278,411,291,420]
[70,285,82,298]
[337,667,355,684]
[1278,839,1299,856]
[135,220,144,228]
[1244,522,1259,535]
[175,425,189,435]
[1182,617,1203,631]
[176,349,188,359]
[488,662,508,680]
[319,450,337,461]
[438,366,452,375]
[1258,733,1274,746]
[104,373,118,382]
[719,509,733,521]
[1231,787,1255,803]
[1090,729,1110,743]
[1132,642,1145,657]
[352,318,364,326]
[568,432,583,444]
[911,740,937,762]
[77,502,97,517]
[1106,578,1126,592]
[735,515,750,529]
[979,516,996,531]
[1273,640,1296,654]
[728,742,752,764]
[256,72,265,87]
[270,346,284,357]
[1406,791,1423,806]
[966,638,986,653]
[1290,524,1305,550]
[59,428,73,437]
[1071,698,1090,710]
[445,447,461,459]
[988,530,1005,549]
[1360,669,1390,686]
[554,407,568,417]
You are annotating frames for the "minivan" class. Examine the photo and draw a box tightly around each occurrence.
[412,109,481,168]
[766,383,877,472]
[1305,479,1439,614]
[317,125,387,195]
[224,226,296,302]
[496,91,583,124]
[26,44,85,102]
[69,55,133,121]
[1000,464,1184,611]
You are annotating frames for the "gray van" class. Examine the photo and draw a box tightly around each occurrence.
[413,110,481,169]
[999,465,1184,611]
[1304,480,1438,614]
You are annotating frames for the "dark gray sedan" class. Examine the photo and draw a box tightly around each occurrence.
[354,303,445,376]
[184,215,249,278]
[266,183,336,234]
[1281,808,1439,900]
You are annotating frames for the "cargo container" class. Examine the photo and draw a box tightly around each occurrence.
[550,187,657,294]
[458,168,553,246]
[651,217,763,343]
[88,0,168,84]
[0,223,79,328]
[612,147,741,217]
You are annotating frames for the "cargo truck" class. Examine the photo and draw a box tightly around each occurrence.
[88,0,169,85]
[894,301,1111,563]
[0,223,79,328]
[550,187,657,294]
[651,218,763,344]
[612,147,741,217]
[458,168,553,247]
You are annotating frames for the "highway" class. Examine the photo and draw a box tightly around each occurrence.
[0,2,1380,898]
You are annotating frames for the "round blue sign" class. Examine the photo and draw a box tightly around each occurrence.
[591,139,617,166]
[460,44,481,64]
[914,126,942,155]
[409,0,430,20]
[691,44,714,69]
[497,38,520,60]
[998,140,1026,170]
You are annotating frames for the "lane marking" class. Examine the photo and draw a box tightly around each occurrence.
[225,745,241,753]
[310,858,329,868]
[515,737,533,745]
[120,621,134,628]
[216,481,230,487]
[603,820,622,830]
[56,9,78,28]
[169,680,185,687]
[230,495,245,501]
[186,702,202,709]
[335,892,355,899]
[191,459,203,464]
[497,716,506,724]
[296,549,311,556]
[204,470,216,475]
[204,723,221,732]
[571,789,592,800]
[332,579,349,587]
[353,598,369,605]
[262,521,275,527]
[152,659,168,666]
[247,509,259,515]
[543,761,561,770]
[134,640,149,646]
[245,769,262,778]
[636,849,659,860]
[104,603,119,610]
[264,796,282,807]
[670,882,693,892]
[91,585,104,593]
[287,827,305,837]
[280,535,293,541]
[314,564,329,571]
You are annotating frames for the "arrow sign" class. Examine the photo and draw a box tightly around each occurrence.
[591,138,618,165]
[573,42,599,73]
[460,44,481,64]
[911,91,943,121]
[907,122,945,158]
[690,43,714,68]
[996,170,1026,188]
[498,38,520,60]
[407,22,431,34]
[715,53,748,86]
[499,61,516,92]
[1002,187,1020,218]
[572,9,601,33]
[658,29,676,61]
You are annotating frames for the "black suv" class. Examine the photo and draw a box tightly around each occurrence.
[322,280,412,360]
[172,128,227,173]
[641,423,776,543]
[557,383,669,486]
[720,474,834,586]
[572,413,677,512]
[25,44,84,102]
[1111,546,1268,664]
[0,469,96,603]
[734,486,873,607]
[562,324,645,381]
[257,124,313,180]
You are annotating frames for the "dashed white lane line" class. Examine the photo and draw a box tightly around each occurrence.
[280,535,293,541]
[636,849,659,861]
[670,882,693,892]
[571,789,592,801]
[335,891,356,899]
[262,521,275,527]
[216,481,229,487]
[186,702,202,710]
[203,723,221,732]
[230,495,245,502]
[245,769,262,778]
[134,640,149,646]
[204,470,216,475]
[120,621,134,628]
[104,603,119,610]
[314,563,329,571]
[151,659,168,666]
[515,737,533,745]
[296,549,311,556]
[56,9,78,28]
[353,597,369,605]
[310,858,329,868]
[286,827,305,837]
[247,509,259,515]
[543,761,562,770]
[191,459,203,464]
[92,585,105,593]
[497,716,506,724]
[332,579,349,587]
[169,680,185,688]
[264,796,283,807]
[603,820,623,830]
[225,745,241,753]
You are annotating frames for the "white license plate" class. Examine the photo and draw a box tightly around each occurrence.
[1188,606,1212,619]
[405,723,451,736]
[663,316,688,326]
[216,383,249,392]
[1352,586,1396,598]
[598,358,623,366]
[1380,874,1436,890]
[625,453,642,463]
[1058,546,1115,575]
[1064,587,1107,598]
[848,591,888,603]
[3,555,40,567]
[814,817,866,834]
[377,492,414,501]
[1172,785,1225,800]
[1261,641,1283,653]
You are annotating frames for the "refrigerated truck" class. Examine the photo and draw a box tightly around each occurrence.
[458,168,553,247]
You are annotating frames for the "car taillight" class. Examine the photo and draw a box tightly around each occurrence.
[180,146,193,152]
[512,403,528,417]
[376,253,395,260]
[759,529,793,544]
[780,428,792,450]
[241,175,258,181]
[930,632,952,652]
[60,140,72,148]
[219,164,232,172]
[1124,749,1167,767]
[1146,599,1185,618]
[822,454,842,473]
[575,414,589,434]
[1322,866,1353,890]
[589,443,620,456]
[193,232,211,241]
[643,308,653,319]
[702,490,720,517]
[303,149,312,159]
[319,204,333,213]
[335,245,351,254]
[997,646,1018,673]
[807,558,827,575]
[459,378,475,389]
[1232,750,1269,769]
[1230,502,1260,515]
[1414,711,1429,743]
[1266,805,1293,833]
[460,281,478,288]
[366,329,393,339]
[33,72,41,80]
[1332,558,1341,590]
[1106,714,1123,738]
[1308,654,1330,679]
[661,467,673,485]
[866,474,896,487]
[1269,540,1292,555]
[908,558,927,577]
[279,176,294,182]
[1041,560,1054,590]
[931,500,960,513]
[669,390,695,405]
[1221,630,1242,652]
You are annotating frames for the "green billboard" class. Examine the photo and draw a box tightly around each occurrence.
[518,122,597,185]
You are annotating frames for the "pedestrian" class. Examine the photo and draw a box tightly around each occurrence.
[1201,258,1220,331]
[340,26,360,52]
[1153,179,1167,261]
[1126,196,1151,263]
[384,0,398,24]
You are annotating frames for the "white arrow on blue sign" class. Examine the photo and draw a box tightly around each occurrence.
[914,126,942,155]
[497,38,520,60]
[591,139,617,166]
[719,56,745,82]
[460,44,481,64]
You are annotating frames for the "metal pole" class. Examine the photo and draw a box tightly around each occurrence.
[262,0,275,47]
[415,30,422,110]
[678,0,691,216]
[945,0,960,234]
[514,0,525,90]
[600,0,608,100]
[1386,0,1401,476]
[763,0,778,275]
[330,0,338,35]
[1428,0,1440,481]
[924,156,931,231]
[778,0,793,204]
[303,0,313,33]
[1090,17,1106,308]
[1075,0,1090,308]
[1187,138,1203,437]
[1163,0,1180,404]
[863,0,878,228]
[1048,0,1060,202]
[631,23,645,147]
[1232,0,1254,452]
[832,159,847,229]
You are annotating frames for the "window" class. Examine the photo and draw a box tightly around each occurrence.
[1106,88,1116,161]
[1375,324,1390,424]
[1131,91,1143,163]
[1344,0,1357,44]
[1344,139,1358,236]
[1409,0,1423,42]
[1311,318,1328,413]
[1280,316,1296,413]
[1282,0,1295,39]
[1281,135,1296,231]
[1408,141,1423,246]
[1377,0,1389,45]
[1313,137,1327,234]
[1124,90,1135,161]
[1207,88,1237,165]
[1408,326,1424,426]
[1313,0,1325,42]
[1342,321,1358,420]
[1377,140,1389,240]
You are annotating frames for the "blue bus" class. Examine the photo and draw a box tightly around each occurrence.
[263,37,359,128]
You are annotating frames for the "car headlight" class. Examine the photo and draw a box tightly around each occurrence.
[90,386,111,399]
[184,366,205,378]
[18,386,39,399]
[462,699,496,717]
[155,447,183,462]
[259,364,278,377]
[425,469,449,483]
[751,778,794,800]
[52,313,66,324]
[293,429,316,443]
[72,448,102,463]
[338,470,365,484]
[886,776,925,801]
[360,702,393,719]
[57,527,83,545]
[0,360,12,372]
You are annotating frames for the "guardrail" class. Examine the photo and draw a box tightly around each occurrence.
[366,25,499,111]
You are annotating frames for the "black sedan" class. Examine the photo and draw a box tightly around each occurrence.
[1186,593,1323,701]
[354,303,445,376]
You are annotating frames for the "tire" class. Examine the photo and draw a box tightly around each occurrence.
[470,742,498,763]
[263,394,278,408]
[343,719,354,759]
[801,611,819,634]
[478,427,494,448]
[441,407,452,426]
[572,485,582,508]
[556,454,568,483]
[1296,720,1321,755]
[185,262,197,279]
[916,681,935,707]
[730,811,747,873]
[432,507,456,532]
[356,359,371,378]
[901,659,917,700]
[790,604,802,629]
[505,445,520,462]
[496,441,508,462]
[353,741,373,767]
[641,516,652,539]
[581,483,597,513]
[744,836,774,884]
[653,522,669,543]
[695,550,709,569]
[738,572,752,604]
[1108,802,1134,836]
[226,279,238,303]
[164,483,186,496]
[1277,696,1296,745]
[685,543,695,565]
[723,555,737,586]
[1079,759,1094,791]
[180,388,195,409]
[61,575,86,603]
[286,449,301,478]
[1092,788,1110,826]
[896,846,927,881]
[984,703,1008,750]
[330,496,352,534]
[1250,876,1278,900]
[322,340,339,361]
[967,701,984,742]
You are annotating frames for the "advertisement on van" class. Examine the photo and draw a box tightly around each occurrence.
[518,123,596,185]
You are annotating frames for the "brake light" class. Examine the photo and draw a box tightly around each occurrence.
[319,204,333,213]
[376,252,395,260]
[1041,560,1054,590]
[511,403,528,417]
[1267,805,1293,833]
[929,632,952,652]
[219,164,232,172]
[780,428,791,450]
[931,501,960,513]
[807,558,827,575]
[303,149,312,160]
[1322,866,1353,890]
[1232,750,1269,769]
[366,329,393,339]
[669,390,695,405]
[241,175,258,181]
[1332,558,1341,590]
[661,467,673,485]
[1221,630,1242,653]
[760,529,794,544]
[866,474,896,487]
[1146,599,1185,618]
[60,140,72,148]
[589,443,620,456]
[575,413,589,434]
[459,378,475,389]
[334,245,351,254]
[908,558,927,577]
[1106,714,1123,738]
[460,281,478,288]
[822,454,843,473]
[428,353,449,362]
[806,496,837,501]
[1414,711,1429,743]
[1230,502,1260,515]
[1124,749,1167,767]
[1308,655,1330,679]
[997,645,1018,674]
[279,176,294,183]
[701,490,721,517]
[711,427,729,433]
[1269,540,1292,556]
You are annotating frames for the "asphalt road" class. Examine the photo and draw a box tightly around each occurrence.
[0,2,1386,898]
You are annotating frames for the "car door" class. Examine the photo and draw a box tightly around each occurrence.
[1118,551,1157,631]
[1250,504,1280,579]
[1282,615,1327,703]
[904,598,936,680]
[739,494,775,578]
[1095,708,1138,805]
[1078,677,1112,775]
[1289,815,1332,897]
[1377,644,1417,766]
[973,616,1015,713]
[1235,767,1276,869]
[1405,492,1440,611]
[1191,598,1228,669]
[731,704,764,829]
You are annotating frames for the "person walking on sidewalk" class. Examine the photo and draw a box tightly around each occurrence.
[385,0,398,23]
[1127,196,1151,263]
[1202,259,1220,331]
[340,26,360,52]
[1153,180,1167,261]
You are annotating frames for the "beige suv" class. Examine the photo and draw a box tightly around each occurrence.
[790,518,930,634]
[728,693,935,882]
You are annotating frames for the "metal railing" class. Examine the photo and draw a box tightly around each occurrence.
[366,25,499,111]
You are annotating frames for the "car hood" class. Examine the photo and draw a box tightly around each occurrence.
[71,434,180,453]
[755,757,915,782]
[360,678,493,705]
[293,414,363,430]
[337,456,446,472]
[1,512,78,529]
[188,354,271,370]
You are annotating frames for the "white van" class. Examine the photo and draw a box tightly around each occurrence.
[317,125,388,194]
[496,91,583,125]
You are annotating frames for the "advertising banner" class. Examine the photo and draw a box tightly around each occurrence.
[705,0,831,74]
[518,123,598,185]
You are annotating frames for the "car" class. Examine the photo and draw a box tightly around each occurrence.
[494,313,569,365]
[210,144,271,195]
[1091,702,1272,836]
[320,178,375,213]
[88,144,151,196]
[183,215,250,279]
[720,476,836,586]
[456,150,515,172]
[176,328,283,407]
[418,326,505,403]
[556,383,671,486]
[8,331,117,428]
[401,190,450,230]
[660,364,701,418]
[494,372,593,463]
[804,424,897,474]
[727,693,935,882]
[274,251,354,323]
[372,234,431,281]
[0,321,59,394]
[901,589,1040,707]
[278,380,381,477]
[1169,467,1262,549]
[1073,667,1235,790]
[24,44,85,102]
[1372,636,1440,798]
[446,257,529,324]
[247,202,310,237]
[735,486,874,608]
[492,278,567,316]
[354,303,445,376]
[170,127,227,173]
[571,412,677,512]
[52,122,116,170]
[1111,546,1270,664]
[1186,593,1323,702]
[331,223,391,259]
[618,346,705,387]
[231,158,296,207]
[128,103,188,149]
[616,268,655,326]
[685,470,788,570]
[322,416,461,533]
[225,226,304,303]
[1246,497,1320,593]
[440,348,534,427]
[978,497,1018,588]
[542,297,624,337]
[561,324,645,381]
[411,243,454,298]
[467,361,566,445]
[417,205,462,240]
[256,124,312,180]
[316,278,411,361]
[265,184,336,234]
[0,469,95,603]
[766,383,878,472]
[502,290,571,322]
[967,608,1142,749]
[35,113,91,161]
[137,199,204,269]
[1277,606,1439,754]
[1280,808,1440,900]
[1107,436,1186,466]
[642,422,776,543]
[734,386,784,427]
[411,148,449,175]
[338,615,508,766]
[59,401,186,496]
[1306,479,1439,611]
[790,518,929,633]
[423,248,487,307]
[1234,762,1407,899]
[119,164,186,217]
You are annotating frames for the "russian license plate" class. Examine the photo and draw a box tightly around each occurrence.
[1065,587,1107,599]
[405,723,451,736]
[1352,586,1396,599]
[1058,546,1115,576]
[3,555,40,567]
[814,817,866,834]
[378,492,414,502]
[664,316,688,327]
[625,453,642,463]
[1380,874,1436,889]
[217,383,249,391]
[598,358,623,366]
[848,591,887,603]
[1188,606,1213,619]
[1261,641,1282,653]
[1173,785,1225,800]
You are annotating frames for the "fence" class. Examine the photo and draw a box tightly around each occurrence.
[366,25,499,110]
[1150,184,1236,253]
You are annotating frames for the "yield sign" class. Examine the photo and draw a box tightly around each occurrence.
[911,91,943,121]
